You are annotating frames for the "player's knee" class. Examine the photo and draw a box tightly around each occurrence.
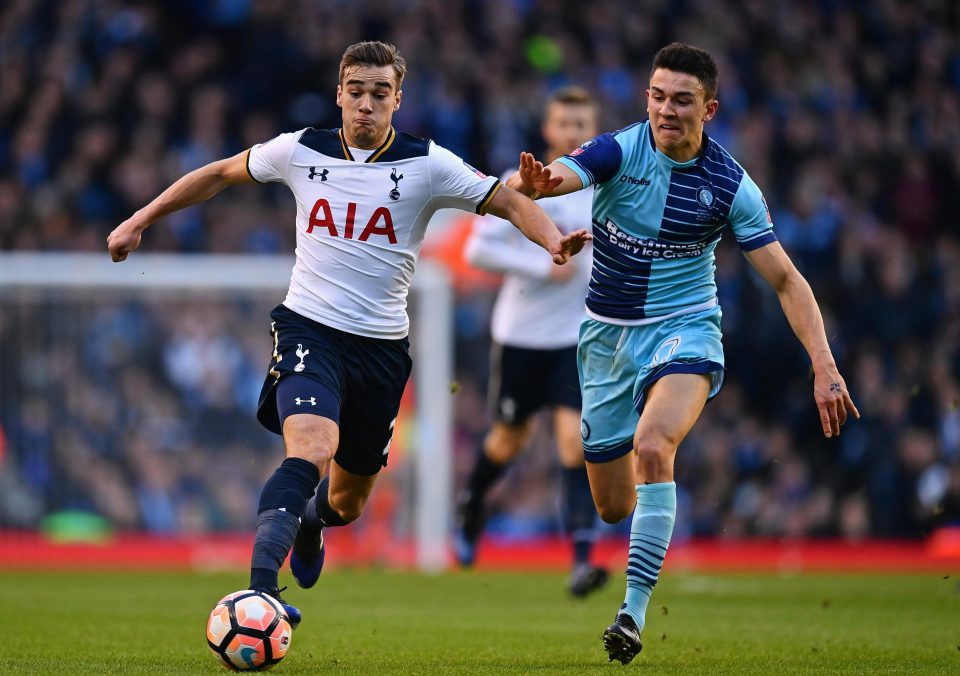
[282,416,338,469]
[285,443,334,469]
[484,442,517,465]
[484,426,525,464]
[633,437,675,482]
[591,483,635,524]
[595,496,633,524]
[289,447,334,469]
[328,491,366,524]
[556,435,584,468]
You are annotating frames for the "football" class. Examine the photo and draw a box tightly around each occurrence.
[206,590,293,671]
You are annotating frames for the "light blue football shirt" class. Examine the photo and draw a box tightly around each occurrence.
[557,121,776,323]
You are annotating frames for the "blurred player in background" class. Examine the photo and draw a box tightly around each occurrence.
[508,42,859,663]
[456,86,607,597]
[107,41,590,629]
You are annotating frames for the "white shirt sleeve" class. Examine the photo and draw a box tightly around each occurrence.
[247,131,301,184]
[428,143,501,214]
[465,213,555,279]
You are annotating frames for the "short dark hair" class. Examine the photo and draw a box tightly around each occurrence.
[339,41,407,89]
[651,42,718,101]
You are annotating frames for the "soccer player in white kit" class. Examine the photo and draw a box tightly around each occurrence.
[455,87,607,596]
[107,41,590,628]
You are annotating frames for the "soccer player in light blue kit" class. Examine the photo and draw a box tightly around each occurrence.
[507,43,860,664]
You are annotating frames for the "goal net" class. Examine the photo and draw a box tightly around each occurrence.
[0,252,453,571]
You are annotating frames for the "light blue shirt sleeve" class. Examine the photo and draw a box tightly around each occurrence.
[728,172,777,251]
[556,156,592,188]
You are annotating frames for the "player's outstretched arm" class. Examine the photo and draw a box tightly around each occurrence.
[744,242,860,438]
[485,184,591,265]
[107,150,254,262]
[505,152,584,200]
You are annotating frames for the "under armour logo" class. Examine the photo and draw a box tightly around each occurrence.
[389,168,404,200]
[295,344,309,372]
[295,397,316,406]
[308,167,329,181]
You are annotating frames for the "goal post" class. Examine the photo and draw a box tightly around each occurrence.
[0,252,454,572]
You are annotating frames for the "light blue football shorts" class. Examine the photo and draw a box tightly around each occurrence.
[577,305,725,464]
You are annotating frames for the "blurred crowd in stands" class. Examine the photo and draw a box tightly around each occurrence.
[0,297,284,533]
[1,0,958,541]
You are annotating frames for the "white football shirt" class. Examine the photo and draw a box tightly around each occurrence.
[465,171,593,348]
[247,127,501,339]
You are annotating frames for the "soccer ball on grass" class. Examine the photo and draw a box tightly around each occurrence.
[206,590,292,671]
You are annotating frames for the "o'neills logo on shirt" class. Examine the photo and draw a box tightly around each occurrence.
[306,199,397,244]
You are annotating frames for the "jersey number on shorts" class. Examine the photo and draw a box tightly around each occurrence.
[307,199,397,244]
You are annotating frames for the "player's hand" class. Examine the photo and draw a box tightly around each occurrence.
[813,369,860,438]
[107,217,145,262]
[551,228,592,265]
[518,152,564,198]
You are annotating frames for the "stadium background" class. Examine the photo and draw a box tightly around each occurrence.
[0,0,959,567]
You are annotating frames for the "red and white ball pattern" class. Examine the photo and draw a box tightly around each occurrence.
[206,590,292,671]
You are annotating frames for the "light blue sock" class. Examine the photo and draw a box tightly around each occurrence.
[620,481,676,632]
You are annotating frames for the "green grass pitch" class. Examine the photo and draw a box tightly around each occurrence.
[5,569,958,674]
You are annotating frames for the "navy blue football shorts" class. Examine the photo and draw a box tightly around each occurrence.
[488,343,581,427]
[257,304,412,476]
